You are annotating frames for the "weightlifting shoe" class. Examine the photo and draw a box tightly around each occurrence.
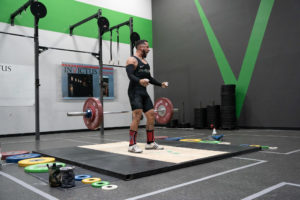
[145,142,164,150]
[128,144,143,153]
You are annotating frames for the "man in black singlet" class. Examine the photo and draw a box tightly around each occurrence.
[126,40,168,153]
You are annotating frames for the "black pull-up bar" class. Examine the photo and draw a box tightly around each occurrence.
[10,0,35,26]
[69,9,101,36]
[109,19,130,32]
[0,31,34,39]
[39,46,98,55]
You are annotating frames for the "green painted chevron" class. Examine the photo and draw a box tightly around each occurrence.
[194,0,274,118]
[0,0,152,47]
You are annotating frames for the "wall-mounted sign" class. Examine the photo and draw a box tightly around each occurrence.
[61,62,114,100]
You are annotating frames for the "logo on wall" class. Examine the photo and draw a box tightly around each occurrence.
[61,62,114,99]
[194,0,275,118]
[0,64,12,72]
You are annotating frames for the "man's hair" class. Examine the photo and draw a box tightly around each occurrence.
[135,40,148,49]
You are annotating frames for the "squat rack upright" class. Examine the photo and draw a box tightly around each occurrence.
[10,0,47,140]
[69,12,134,135]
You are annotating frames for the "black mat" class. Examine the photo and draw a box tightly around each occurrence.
[34,141,260,180]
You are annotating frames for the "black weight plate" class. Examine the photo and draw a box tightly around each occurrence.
[221,91,235,95]
[221,84,236,91]
[221,111,235,114]
[221,106,236,110]
[221,119,236,122]
[221,121,237,125]
[97,17,109,32]
[221,112,236,117]
[221,110,236,114]
[221,100,236,104]
[221,114,236,117]
[130,32,140,44]
[221,94,235,97]
[221,95,236,102]
[30,2,47,18]
[221,118,236,121]
[221,90,235,94]
[221,109,236,113]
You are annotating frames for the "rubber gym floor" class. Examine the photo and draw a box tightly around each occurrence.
[0,128,299,200]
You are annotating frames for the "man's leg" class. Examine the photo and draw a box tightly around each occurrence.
[130,109,143,132]
[145,109,155,131]
[145,109,155,143]
[144,109,164,150]
[128,109,143,153]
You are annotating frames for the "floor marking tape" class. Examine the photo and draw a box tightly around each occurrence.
[225,133,300,139]
[0,171,59,200]
[233,157,267,162]
[241,182,300,200]
[261,149,300,155]
[125,157,267,200]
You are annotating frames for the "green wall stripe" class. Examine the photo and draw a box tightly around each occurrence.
[194,0,274,118]
[194,0,236,85]
[0,0,152,47]
[236,0,275,119]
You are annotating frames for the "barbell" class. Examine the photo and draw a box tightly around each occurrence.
[67,97,179,130]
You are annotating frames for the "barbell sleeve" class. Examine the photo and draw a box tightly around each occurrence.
[154,108,179,113]
[67,112,87,116]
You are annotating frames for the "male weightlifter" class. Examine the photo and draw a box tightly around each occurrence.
[126,40,168,153]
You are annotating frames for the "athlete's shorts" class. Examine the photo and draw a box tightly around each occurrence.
[128,89,154,112]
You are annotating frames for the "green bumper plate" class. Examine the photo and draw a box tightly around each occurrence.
[199,140,221,144]
[24,162,66,173]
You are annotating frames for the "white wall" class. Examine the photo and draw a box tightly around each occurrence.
[0,0,153,135]
[76,0,152,20]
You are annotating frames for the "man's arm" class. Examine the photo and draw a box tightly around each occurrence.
[148,74,168,88]
[126,57,149,87]
[148,76,162,87]
[126,57,140,83]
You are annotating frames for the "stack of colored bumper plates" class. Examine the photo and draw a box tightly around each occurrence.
[2,151,30,160]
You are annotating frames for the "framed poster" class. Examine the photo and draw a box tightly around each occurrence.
[61,62,114,99]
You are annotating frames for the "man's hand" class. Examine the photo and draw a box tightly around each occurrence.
[139,79,149,87]
[161,82,168,88]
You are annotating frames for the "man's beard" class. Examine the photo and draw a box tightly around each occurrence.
[142,50,147,58]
